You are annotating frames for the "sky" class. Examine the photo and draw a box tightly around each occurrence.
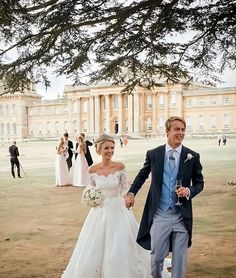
[38,68,236,100]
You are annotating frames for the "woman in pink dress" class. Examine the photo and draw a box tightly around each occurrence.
[55,137,71,186]
[73,135,89,187]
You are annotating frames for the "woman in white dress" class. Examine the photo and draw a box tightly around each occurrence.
[55,137,71,186]
[73,135,89,187]
[62,134,170,278]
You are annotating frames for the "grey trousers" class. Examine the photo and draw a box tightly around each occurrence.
[150,208,189,278]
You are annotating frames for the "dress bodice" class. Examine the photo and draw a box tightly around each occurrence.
[89,170,128,198]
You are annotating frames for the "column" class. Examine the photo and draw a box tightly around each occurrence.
[67,100,73,134]
[133,92,140,135]
[118,94,123,134]
[140,93,145,133]
[89,96,95,134]
[77,98,81,133]
[128,94,133,133]
[105,95,111,133]
[152,92,157,134]
[94,95,101,135]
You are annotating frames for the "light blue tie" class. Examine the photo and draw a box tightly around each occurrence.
[169,149,176,172]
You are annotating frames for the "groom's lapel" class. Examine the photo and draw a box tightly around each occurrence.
[177,146,187,180]
[154,145,165,184]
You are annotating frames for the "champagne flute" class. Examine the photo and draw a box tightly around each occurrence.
[175,179,182,206]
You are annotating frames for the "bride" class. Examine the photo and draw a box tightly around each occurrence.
[62,134,170,277]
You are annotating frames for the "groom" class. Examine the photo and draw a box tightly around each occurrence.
[125,116,204,278]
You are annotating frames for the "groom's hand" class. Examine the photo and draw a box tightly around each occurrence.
[125,193,135,208]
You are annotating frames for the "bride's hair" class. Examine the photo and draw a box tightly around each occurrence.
[95,134,115,153]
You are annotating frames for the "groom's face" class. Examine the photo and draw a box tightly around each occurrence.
[167,120,185,148]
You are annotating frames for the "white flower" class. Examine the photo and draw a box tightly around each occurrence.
[82,186,104,208]
[184,153,194,163]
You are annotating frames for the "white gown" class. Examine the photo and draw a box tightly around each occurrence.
[55,153,71,186]
[73,150,89,187]
[62,170,171,278]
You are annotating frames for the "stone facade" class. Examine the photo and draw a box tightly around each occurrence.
[0,82,236,142]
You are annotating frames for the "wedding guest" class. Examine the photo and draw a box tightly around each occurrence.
[79,132,93,166]
[222,135,227,146]
[9,141,21,178]
[125,116,204,278]
[217,135,221,146]
[123,135,128,146]
[63,132,74,171]
[73,135,89,187]
[55,137,71,186]
[61,134,170,278]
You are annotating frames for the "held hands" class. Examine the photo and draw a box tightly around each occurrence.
[125,193,135,209]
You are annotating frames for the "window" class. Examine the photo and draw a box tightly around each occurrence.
[198,115,204,129]
[147,95,152,109]
[13,123,16,135]
[64,121,68,132]
[82,120,87,132]
[38,122,42,134]
[73,120,77,134]
[64,106,68,113]
[0,123,4,135]
[12,104,16,115]
[199,100,204,106]
[186,116,192,130]
[55,121,60,134]
[6,104,9,115]
[159,116,164,130]
[186,100,192,107]
[7,123,10,134]
[211,99,217,105]
[113,96,118,109]
[146,117,152,132]
[47,121,51,134]
[210,114,216,128]
[224,97,229,105]
[223,114,229,129]
[72,101,77,113]
[171,94,176,106]
[159,95,164,107]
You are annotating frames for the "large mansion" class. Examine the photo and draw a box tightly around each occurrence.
[0,82,236,142]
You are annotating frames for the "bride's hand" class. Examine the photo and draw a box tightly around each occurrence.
[125,193,135,209]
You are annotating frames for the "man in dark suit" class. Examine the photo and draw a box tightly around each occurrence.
[63,132,74,171]
[9,141,21,178]
[125,116,204,278]
[77,132,93,166]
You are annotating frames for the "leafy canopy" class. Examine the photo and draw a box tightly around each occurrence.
[0,0,235,94]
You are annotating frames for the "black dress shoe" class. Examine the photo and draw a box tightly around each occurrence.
[18,176,22,178]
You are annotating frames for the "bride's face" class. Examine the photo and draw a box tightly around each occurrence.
[100,141,115,159]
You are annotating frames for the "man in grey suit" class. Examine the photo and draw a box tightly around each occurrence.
[125,116,204,278]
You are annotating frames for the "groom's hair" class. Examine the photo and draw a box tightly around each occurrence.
[165,116,186,132]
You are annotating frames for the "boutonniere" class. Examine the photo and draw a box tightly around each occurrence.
[184,153,194,163]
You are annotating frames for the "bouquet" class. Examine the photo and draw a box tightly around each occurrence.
[82,186,104,208]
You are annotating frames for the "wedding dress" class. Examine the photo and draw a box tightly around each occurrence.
[62,170,171,278]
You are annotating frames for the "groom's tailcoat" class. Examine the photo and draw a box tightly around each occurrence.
[129,144,204,250]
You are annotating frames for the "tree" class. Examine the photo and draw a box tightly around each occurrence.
[0,0,235,95]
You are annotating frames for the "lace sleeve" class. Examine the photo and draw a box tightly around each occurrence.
[89,174,96,187]
[119,170,129,195]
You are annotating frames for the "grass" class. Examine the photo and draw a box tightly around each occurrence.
[0,138,236,277]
